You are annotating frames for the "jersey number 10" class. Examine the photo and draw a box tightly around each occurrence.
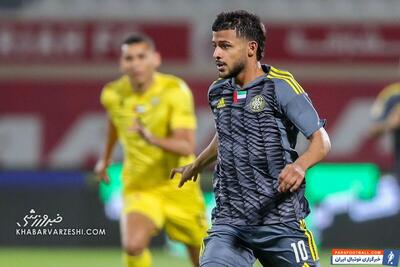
[290,240,309,263]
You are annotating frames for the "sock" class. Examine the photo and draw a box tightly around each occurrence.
[123,249,152,267]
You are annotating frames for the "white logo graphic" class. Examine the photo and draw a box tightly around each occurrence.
[15,209,106,236]
[16,209,62,227]
[388,251,395,264]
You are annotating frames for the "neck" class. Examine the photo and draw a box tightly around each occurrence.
[234,61,265,88]
[130,75,154,93]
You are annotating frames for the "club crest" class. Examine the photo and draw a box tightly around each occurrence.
[250,95,266,112]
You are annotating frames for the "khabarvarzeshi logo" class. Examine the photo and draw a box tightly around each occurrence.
[16,209,106,236]
[17,209,62,228]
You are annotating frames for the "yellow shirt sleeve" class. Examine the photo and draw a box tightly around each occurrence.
[169,81,197,130]
[371,83,400,120]
[100,83,119,113]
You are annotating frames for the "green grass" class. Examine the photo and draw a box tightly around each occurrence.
[0,247,375,267]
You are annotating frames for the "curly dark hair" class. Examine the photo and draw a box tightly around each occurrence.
[212,10,266,61]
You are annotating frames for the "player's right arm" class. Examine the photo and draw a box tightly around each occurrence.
[170,133,218,187]
[95,81,119,184]
[95,118,118,184]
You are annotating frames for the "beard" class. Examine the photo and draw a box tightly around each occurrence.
[219,59,246,79]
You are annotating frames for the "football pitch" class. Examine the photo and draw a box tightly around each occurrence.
[0,247,374,267]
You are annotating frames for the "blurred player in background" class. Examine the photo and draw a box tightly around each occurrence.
[369,81,400,183]
[95,33,207,267]
[171,10,331,267]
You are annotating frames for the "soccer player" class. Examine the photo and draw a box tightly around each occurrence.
[369,82,400,183]
[95,33,207,267]
[171,10,331,267]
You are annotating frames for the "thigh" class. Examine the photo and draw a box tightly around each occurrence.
[123,189,165,229]
[120,211,157,251]
[253,220,320,267]
[164,185,208,247]
[200,225,255,267]
[121,190,164,247]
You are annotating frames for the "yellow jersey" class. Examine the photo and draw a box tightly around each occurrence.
[101,72,197,191]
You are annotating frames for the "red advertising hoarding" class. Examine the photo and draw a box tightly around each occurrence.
[0,20,190,63]
[0,79,396,169]
[267,23,400,63]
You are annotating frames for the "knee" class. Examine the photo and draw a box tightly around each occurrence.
[123,238,147,256]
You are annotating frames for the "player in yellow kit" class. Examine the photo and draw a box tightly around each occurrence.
[95,33,207,267]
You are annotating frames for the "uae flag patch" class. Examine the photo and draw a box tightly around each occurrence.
[233,90,247,103]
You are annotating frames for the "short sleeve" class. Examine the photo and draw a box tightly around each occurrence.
[169,81,197,130]
[371,83,400,122]
[371,95,400,122]
[274,78,325,138]
[100,83,118,112]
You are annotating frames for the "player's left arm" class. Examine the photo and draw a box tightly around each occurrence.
[278,128,331,193]
[131,80,197,156]
[273,78,331,193]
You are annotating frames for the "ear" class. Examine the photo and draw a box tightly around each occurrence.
[154,51,162,68]
[248,41,258,58]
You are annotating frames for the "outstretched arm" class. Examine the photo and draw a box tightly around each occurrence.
[170,133,218,187]
[193,133,219,170]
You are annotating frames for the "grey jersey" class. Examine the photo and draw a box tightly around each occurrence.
[208,65,325,225]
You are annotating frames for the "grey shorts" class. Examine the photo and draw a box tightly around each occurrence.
[200,220,320,267]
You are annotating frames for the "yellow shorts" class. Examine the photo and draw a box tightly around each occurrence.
[123,178,208,247]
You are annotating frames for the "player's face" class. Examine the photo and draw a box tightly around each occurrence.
[120,43,160,85]
[212,30,247,79]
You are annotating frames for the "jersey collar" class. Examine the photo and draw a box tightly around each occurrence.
[229,64,271,90]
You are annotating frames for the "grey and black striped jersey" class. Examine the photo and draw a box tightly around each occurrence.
[208,64,325,225]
